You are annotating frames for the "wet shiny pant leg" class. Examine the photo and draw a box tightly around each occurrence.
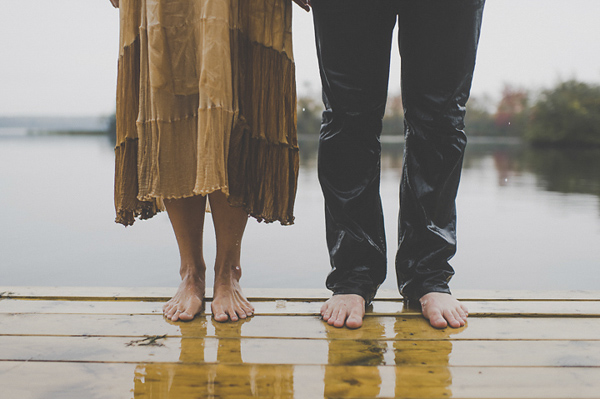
[395,0,486,300]
[312,0,397,304]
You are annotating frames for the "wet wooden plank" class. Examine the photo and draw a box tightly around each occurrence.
[3,286,599,301]
[0,299,329,316]
[1,361,599,399]
[1,335,600,367]
[2,313,600,340]
[0,299,164,315]
[375,300,600,316]
[0,287,333,301]
[448,366,600,399]
[454,289,600,301]
[1,290,599,399]
[463,300,600,316]
[3,298,600,316]
[0,362,138,399]
[0,286,179,301]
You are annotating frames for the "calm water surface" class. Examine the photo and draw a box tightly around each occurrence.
[1,134,599,291]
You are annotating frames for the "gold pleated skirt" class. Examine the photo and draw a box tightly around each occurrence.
[114,0,299,226]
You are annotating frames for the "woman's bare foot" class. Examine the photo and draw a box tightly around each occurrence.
[211,264,254,322]
[163,195,208,322]
[420,292,468,329]
[163,271,205,322]
[321,294,365,329]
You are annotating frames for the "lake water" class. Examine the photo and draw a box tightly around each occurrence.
[1,133,599,291]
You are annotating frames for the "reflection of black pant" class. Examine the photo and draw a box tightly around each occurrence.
[313,0,485,302]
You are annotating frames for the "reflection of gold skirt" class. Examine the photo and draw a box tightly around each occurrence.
[114,0,299,226]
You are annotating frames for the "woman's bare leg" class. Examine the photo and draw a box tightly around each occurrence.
[208,190,254,322]
[163,195,207,322]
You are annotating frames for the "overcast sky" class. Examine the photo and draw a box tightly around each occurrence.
[1,0,599,116]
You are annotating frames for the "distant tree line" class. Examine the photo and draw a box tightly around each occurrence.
[296,79,600,147]
[525,80,600,146]
[105,79,600,147]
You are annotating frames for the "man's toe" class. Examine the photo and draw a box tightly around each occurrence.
[346,316,363,329]
[428,309,448,329]
[432,317,448,329]
[322,306,333,321]
[331,309,345,328]
[443,310,462,328]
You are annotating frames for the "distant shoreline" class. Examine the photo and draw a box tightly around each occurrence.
[0,115,110,135]
[0,127,107,137]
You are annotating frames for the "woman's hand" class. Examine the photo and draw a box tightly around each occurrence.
[293,0,311,12]
[109,0,119,8]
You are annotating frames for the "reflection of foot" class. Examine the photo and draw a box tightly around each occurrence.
[212,265,254,322]
[163,274,205,322]
[420,292,468,329]
[321,294,365,329]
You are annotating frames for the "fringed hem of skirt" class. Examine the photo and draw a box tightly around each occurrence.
[114,137,162,227]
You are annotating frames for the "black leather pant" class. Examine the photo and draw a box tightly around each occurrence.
[313,0,485,303]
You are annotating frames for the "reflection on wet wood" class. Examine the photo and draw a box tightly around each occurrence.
[2,336,600,367]
[2,362,600,399]
[3,313,600,340]
[1,289,600,398]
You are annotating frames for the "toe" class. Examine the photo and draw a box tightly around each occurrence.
[214,312,228,322]
[326,308,339,326]
[178,311,194,321]
[211,304,228,322]
[453,309,467,326]
[444,310,461,328]
[228,310,239,322]
[165,308,176,319]
[432,317,448,329]
[163,303,173,316]
[332,309,346,328]
[346,308,364,329]
[428,309,448,329]
[242,303,254,316]
[322,306,333,322]
[346,316,362,329]
[454,309,467,327]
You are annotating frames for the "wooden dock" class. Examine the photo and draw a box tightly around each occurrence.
[1,287,600,398]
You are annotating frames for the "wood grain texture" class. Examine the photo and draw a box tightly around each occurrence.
[1,289,600,398]
[1,336,599,367]
[3,298,600,316]
[1,361,600,398]
[3,313,600,340]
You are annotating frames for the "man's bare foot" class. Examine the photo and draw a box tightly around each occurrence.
[420,292,468,329]
[163,273,205,322]
[320,294,365,329]
[211,265,254,322]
